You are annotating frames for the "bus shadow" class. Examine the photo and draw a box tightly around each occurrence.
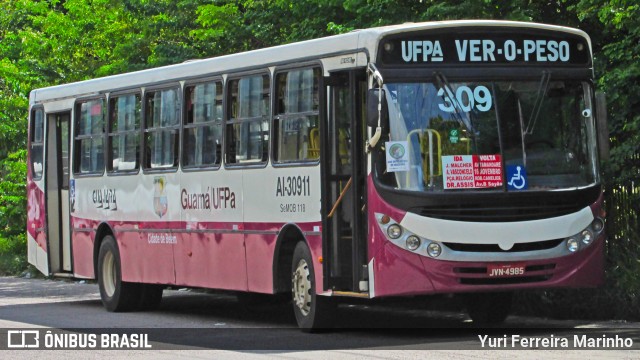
[2,288,639,350]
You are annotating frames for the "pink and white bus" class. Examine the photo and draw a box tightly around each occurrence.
[27,21,608,330]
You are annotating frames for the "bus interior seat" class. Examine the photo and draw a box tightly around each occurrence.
[308,127,320,159]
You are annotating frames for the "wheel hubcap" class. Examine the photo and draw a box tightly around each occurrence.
[102,251,116,297]
[292,259,312,316]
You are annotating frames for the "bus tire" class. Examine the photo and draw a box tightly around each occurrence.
[137,284,163,311]
[465,292,513,325]
[291,241,335,331]
[97,235,140,312]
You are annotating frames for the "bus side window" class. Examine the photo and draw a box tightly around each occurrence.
[183,81,223,169]
[273,67,320,163]
[225,74,270,165]
[143,88,180,170]
[74,98,106,175]
[30,108,45,180]
[108,93,141,173]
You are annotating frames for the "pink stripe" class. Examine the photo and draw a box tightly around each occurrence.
[72,217,321,233]
[70,216,323,293]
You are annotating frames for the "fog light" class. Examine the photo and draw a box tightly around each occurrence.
[566,237,579,252]
[387,224,402,239]
[581,229,593,245]
[406,236,421,251]
[427,242,442,258]
[591,218,604,233]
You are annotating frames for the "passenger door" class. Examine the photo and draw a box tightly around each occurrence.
[45,112,72,274]
[322,70,367,292]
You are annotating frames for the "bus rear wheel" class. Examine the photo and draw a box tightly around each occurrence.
[97,235,141,312]
[291,241,335,331]
[465,292,513,325]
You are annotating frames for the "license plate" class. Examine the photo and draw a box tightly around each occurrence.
[487,263,526,277]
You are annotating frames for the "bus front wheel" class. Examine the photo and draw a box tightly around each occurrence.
[291,241,335,331]
[97,235,141,312]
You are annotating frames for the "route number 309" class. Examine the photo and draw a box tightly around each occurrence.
[438,85,492,113]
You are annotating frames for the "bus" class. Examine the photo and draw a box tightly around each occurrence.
[27,20,609,330]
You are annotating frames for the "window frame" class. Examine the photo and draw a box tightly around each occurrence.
[272,65,322,166]
[29,106,46,181]
[107,91,142,175]
[142,84,182,173]
[182,77,225,172]
[224,71,271,169]
[73,96,107,177]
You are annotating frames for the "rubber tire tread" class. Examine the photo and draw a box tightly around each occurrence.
[97,235,141,312]
[291,241,335,332]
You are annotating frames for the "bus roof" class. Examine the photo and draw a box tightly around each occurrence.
[29,20,590,105]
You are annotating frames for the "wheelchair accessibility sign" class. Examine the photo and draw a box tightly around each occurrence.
[507,165,527,190]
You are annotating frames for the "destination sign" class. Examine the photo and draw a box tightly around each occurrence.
[380,30,590,66]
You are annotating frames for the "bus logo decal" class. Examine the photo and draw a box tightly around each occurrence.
[92,188,117,211]
[181,186,236,211]
[153,176,168,218]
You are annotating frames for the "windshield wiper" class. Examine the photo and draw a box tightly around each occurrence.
[525,71,551,135]
[517,96,527,167]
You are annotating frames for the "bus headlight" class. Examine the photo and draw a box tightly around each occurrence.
[580,229,593,245]
[406,235,421,251]
[427,242,442,258]
[387,224,402,239]
[566,237,579,252]
[591,218,604,233]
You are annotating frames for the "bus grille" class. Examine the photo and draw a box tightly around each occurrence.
[409,204,581,222]
[443,239,564,252]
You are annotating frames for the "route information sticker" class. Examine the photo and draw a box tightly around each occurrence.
[443,155,503,189]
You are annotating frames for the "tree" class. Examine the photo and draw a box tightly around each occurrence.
[574,0,640,183]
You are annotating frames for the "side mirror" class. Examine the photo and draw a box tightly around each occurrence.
[367,88,388,128]
[595,91,610,161]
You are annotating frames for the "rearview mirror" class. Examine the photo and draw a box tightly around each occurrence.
[367,88,388,129]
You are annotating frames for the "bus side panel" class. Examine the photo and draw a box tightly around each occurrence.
[27,180,49,275]
[174,227,247,290]
[176,171,247,290]
[70,217,94,278]
[243,166,323,294]
[71,173,180,285]
[244,228,277,294]
[120,221,177,285]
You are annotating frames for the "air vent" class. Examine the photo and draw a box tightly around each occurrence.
[443,239,564,252]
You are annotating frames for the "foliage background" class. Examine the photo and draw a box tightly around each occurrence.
[0,0,637,319]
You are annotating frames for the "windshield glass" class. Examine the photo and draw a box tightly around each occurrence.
[383,79,598,192]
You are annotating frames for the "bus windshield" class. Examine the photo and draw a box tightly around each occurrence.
[383,78,598,192]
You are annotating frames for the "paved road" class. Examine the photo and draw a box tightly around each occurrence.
[0,276,638,359]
